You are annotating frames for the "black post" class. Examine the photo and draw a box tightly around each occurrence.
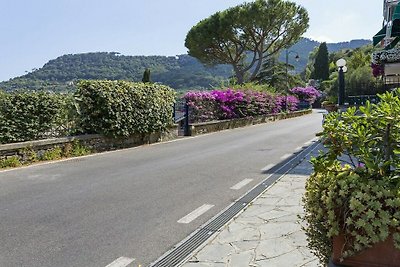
[338,67,345,106]
[172,103,176,122]
[184,103,190,136]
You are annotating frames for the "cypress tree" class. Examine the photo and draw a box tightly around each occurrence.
[311,42,329,81]
[142,68,151,83]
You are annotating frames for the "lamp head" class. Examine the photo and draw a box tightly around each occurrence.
[336,58,347,68]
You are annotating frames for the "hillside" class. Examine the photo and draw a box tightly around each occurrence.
[0,38,371,92]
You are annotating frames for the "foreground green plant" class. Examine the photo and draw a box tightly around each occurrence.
[66,140,91,157]
[302,89,400,265]
[0,141,91,169]
[41,146,63,161]
[0,156,22,168]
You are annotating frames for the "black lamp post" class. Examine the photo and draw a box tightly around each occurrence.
[285,49,300,110]
[336,58,347,106]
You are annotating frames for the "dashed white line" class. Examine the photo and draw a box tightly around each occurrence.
[230,178,253,190]
[261,163,275,171]
[280,153,292,160]
[105,257,135,267]
[178,204,215,224]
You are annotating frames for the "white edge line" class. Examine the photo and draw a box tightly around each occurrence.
[105,257,135,267]
[230,178,253,190]
[304,137,319,146]
[177,204,214,224]
[280,153,292,160]
[261,163,275,171]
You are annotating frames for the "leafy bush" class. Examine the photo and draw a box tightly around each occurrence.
[41,146,63,161]
[303,89,400,264]
[290,86,321,104]
[0,90,73,144]
[75,80,176,137]
[0,156,22,168]
[184,88,299,122]
[63,140,91,157]
[274,95,300,113]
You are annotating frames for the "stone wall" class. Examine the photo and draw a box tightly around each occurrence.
[0,110,312,164]
[0,126,178,163]
[189,109,312,136]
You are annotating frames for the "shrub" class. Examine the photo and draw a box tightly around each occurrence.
[184,91,217,122]
[68,140,91,157]
[184,88,284,122]
[0,156,22,168]
[20,147,38,163]
[0,90,72,144]
[290,86,321,104]
[41,146,63,161]
[75,80,176,137]
[303,89,400,264]
[274,95,300,113]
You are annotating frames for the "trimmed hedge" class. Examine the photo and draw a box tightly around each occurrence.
[0,90,72,144]
[75,80,175,137]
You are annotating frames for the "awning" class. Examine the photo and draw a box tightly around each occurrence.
[373,2,400,47]
[373,26,387,46]
[393,2,400,21]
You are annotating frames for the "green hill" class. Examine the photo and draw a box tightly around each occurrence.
[0,38,371,92]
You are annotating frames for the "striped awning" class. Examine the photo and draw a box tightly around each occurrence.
[373,2,400,47]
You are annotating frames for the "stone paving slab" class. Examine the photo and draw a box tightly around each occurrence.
[181,148,320,267]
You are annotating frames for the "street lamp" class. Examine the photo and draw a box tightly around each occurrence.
[336,58,347,106]
[285,49,300,90]
[285,49,300,111]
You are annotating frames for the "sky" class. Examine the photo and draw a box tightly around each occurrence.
[0,0,383,82]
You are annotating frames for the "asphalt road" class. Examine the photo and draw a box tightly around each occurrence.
[0,111,323,267]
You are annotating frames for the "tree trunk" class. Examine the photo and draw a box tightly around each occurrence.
[233,65,245,84]
[249,50,264,81]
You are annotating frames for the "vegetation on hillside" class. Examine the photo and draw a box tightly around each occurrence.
[0,39,370,93]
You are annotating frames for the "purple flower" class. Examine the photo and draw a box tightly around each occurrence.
[290,87,321,104]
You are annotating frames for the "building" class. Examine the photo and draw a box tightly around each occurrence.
[373,0,400,83]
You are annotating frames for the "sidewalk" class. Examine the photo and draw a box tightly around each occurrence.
[180,146,320,267]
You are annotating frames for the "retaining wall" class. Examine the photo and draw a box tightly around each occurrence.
[189,109,312,136]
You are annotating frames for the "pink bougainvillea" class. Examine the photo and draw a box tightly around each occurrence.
[184,89,300,123]
[290,86,321,104]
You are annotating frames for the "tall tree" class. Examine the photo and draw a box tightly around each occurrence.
[142,68,151,83]
[256,55,292,91]
[185,0,309,84]
[311,42,329,81]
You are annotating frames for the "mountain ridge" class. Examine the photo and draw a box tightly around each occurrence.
[0,38,371,92]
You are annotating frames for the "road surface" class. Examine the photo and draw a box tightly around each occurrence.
[0,111,323,267]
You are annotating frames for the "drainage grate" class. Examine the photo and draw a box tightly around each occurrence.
[150,229,215,267]
[150,141,320,267]
[202,202,248,232]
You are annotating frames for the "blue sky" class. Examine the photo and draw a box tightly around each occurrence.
[0,0,382,82]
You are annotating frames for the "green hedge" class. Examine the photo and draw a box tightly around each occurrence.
[75,80,175,137]
[0,91,73,143]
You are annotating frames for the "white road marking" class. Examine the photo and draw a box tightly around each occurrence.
[304,137,318,146]
[280,153,292,160]
[105,257,135,267]
[230,178,253,190]
[178,204,214,224]
[261,163,275,171]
